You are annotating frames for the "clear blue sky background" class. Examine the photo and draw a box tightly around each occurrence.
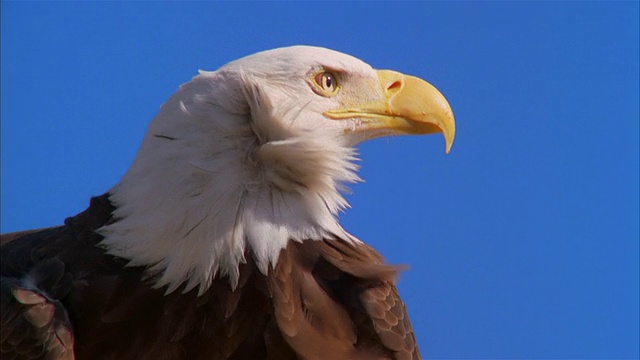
[2,2,638,359]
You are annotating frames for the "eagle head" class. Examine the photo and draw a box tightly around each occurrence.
[98,46,455,294]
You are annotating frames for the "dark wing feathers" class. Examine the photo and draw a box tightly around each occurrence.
[271,240,420,360]
[1,278,75,360]
[1,195,420,359]
[361,286,419,360]
[0,228,57,246]
[1,197,113,360]
[319,238,402,282]
[269,253,361,360]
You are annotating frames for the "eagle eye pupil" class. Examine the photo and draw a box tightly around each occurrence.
[312,71,339,95]
[324,75,333,88]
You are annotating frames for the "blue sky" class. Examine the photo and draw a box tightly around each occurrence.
[2,2,638,359]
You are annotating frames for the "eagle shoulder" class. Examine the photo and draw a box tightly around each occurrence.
[0,195,114,360]
[270,239,420,360]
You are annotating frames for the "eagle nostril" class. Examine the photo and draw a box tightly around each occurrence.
[386,80,402,94]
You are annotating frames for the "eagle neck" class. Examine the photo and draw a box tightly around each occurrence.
[98,88,360,295]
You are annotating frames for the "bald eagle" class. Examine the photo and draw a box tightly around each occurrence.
[1,46,455,360]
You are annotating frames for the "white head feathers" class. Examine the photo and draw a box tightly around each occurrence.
[99,46,383,294]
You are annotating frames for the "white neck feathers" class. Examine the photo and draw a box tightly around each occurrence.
[98,72,361,295]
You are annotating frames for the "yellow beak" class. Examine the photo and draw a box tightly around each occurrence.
[324,70,456,153]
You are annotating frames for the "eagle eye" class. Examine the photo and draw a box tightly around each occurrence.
[311,71,340,97]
